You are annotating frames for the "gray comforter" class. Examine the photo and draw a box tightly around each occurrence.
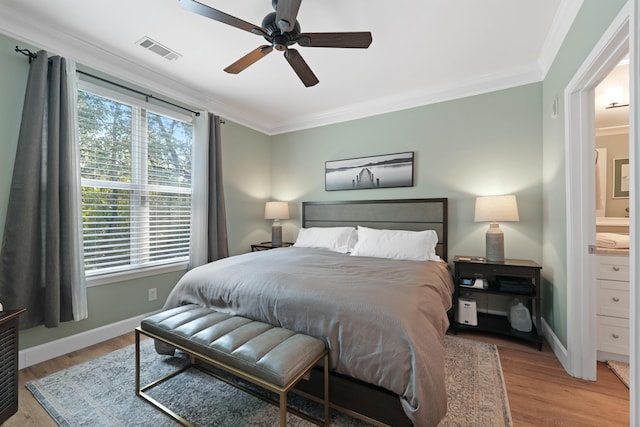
[159,247,454,426]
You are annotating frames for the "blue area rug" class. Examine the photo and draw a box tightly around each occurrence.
[25,335,511,426]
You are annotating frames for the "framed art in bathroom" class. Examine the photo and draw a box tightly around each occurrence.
[613,157,629,198]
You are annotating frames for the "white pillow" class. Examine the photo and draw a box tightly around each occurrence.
[350,226,440,261]
[293,227,357,253]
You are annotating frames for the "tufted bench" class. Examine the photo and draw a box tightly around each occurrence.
[135,304,329,427]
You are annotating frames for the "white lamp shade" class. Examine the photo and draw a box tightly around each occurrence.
[474,195,519,222]
[264,201,290,220]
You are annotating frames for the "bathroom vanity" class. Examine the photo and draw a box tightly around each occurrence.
[596,252,629,363]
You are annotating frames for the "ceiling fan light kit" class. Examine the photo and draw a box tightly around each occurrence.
[178,0,372,87]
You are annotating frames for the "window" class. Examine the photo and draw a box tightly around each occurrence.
[77,84,193,278]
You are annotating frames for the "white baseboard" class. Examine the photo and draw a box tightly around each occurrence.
[597,350,629,364]
[18,310,159,369]
[541,317,570,373]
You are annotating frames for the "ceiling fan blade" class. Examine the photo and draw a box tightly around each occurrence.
[179,0,267,37]
[284,48,319,87]
[275,0,302,33]
[296,32,373,48]
[224,45,274,74]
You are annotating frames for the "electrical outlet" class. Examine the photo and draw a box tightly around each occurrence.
[148,288,157,301]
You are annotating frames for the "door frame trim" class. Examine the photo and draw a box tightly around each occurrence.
[564,4,630,380]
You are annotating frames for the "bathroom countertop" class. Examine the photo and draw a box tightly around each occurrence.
[596,247,629,255]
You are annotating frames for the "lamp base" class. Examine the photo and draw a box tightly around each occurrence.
[485,223,504,262]
[271,220,282,247]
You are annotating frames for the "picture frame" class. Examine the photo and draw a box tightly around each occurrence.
[613,157,629,198]
[325,151,414,191]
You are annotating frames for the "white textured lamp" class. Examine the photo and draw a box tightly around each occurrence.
[474,195,519,262]
[264,201,290,247]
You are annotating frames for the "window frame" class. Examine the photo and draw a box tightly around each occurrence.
[77,79,193,286]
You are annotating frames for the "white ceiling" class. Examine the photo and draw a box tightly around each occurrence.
[0,0,583,135]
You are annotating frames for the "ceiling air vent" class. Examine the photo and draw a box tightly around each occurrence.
[136,37,181,61]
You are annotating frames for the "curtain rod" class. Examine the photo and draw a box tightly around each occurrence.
[14,46,200,117]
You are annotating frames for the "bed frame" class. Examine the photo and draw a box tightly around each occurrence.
[295,198,449,427]
[302,198,448,261]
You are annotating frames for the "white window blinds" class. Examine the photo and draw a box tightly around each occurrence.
[77,87,193,277]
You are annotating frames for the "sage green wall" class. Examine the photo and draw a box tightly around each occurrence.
[0,32,271,350]
[541,0,627,347]
[0,37,29,234]
[272,83,544,267]
[220,120,273,255]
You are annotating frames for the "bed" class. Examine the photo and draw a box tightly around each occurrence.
[158,198,453,427]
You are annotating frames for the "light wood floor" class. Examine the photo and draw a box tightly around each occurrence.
[455,331,629,426]
[5,332,630,426]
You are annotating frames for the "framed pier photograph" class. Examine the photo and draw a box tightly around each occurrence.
[325,151,414,191]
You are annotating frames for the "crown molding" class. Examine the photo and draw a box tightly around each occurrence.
[0,3,270,134]
[0,9,201,109]
[266,63,543,135]
[1,2,579,136]
[538,0,584,78]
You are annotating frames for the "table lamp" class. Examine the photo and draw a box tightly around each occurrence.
[264,201,290,247]
[474,195,519,262]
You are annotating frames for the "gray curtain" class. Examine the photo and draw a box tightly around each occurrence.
[206,114,229,262]
[0,51,87,329]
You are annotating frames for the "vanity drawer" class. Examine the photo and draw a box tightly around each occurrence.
[597,315,629,355]
[597,280,630,318]
[596,256,629,281]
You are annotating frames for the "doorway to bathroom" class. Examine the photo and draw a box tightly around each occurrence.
[594,56,630,366]
[564,7,631,382]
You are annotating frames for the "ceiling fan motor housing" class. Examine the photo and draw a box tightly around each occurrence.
[261,11,300,50]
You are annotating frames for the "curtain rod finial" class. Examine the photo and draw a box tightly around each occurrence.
[15,45,37,63]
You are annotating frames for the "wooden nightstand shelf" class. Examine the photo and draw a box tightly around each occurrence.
[250,242,293,252]
[452,256,542,350]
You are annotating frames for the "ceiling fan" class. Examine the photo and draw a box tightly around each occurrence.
[178,0,373,87]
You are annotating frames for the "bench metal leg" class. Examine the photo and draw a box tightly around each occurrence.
[135,328,196,427]
[135,328,140,393]
[324,353,330,426]
[280,391,287,427]
[136,326,329,427]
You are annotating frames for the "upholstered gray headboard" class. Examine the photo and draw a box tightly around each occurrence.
[302,198,448,261]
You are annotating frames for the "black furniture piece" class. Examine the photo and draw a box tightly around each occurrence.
[251,241,293,251]
[0,309,25,424]
[453,256,542,350]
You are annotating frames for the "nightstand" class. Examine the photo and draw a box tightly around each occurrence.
[452,256,542,350]
[251,241,293,252]
[0,309,25,424]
